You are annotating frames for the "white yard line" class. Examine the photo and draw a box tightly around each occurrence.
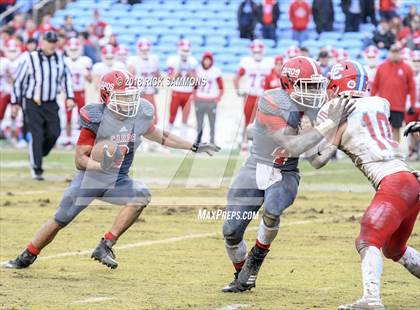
[216,304,250,310]
[73,296,115,304]
[0,220,316,266]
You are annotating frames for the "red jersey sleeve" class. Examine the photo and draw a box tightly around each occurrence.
[77,128,96,146]
[256,110,288,133]
[237,67,246,77]
[146,122,155,135]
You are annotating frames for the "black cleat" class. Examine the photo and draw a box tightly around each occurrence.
[221,271,242,293]
[236,246,269,291]
[91,238,118,269]
[4,249,37,269]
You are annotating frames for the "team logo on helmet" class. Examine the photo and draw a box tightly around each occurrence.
[347,80,356,89]
[115,75,123,86]
[281,67,301,78]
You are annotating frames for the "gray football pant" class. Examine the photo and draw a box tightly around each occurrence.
[223,165,300,246]
[195,101,217,144]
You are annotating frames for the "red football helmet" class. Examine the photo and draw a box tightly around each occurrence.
[100,69,140,118]
[4,38,22,60]
[115,44,129,62]
[250,39,264,61]
[178,39,191,60]
[65,37,81,59]
[101,44,115,64]
[328,60,368,98]
[286,45,301,59]
[280,56,328,108]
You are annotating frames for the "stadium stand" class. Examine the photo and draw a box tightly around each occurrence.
[41,0,420,74]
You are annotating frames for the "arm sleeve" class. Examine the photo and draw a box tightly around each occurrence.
[216,76,224,92]
[407,66,416,108]
[77,127,96,146]
[237,67,246,77]
[256,109,288,133]
[11,54,30,105]
[63,56,74,99]
[370,66,380,96]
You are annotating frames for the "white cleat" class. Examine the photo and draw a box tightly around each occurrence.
[338,298,385,310]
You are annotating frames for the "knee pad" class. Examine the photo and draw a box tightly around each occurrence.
[223,221,243,246]
[262,210,280,228]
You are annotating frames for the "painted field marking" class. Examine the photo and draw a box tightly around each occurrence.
[0,220,317,266]
[216,304,250,310]
[73,296,115,304]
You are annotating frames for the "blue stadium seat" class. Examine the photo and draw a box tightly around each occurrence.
[206,36,227,47]
[319,32,341,41]
[160,35,182,45]
[342,32,365,41]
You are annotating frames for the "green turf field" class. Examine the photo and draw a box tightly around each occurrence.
[0,148,419,309]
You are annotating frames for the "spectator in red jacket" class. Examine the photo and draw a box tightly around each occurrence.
[289,0,311,45]
[264,55,283,90]
[371,44,416,142]
[397,14,420,50]
[37,14,55,34]
[379,0,397,21]
[91,9,108,40]
[257,0,280,41]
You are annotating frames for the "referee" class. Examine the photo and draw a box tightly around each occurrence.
[11,31,74,180]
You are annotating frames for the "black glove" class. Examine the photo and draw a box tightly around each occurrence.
[404,121,420,137]
[191,143,221,156]
[101,145,123,171]
[407,107,416,115]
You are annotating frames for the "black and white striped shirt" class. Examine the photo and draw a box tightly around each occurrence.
[11,49,74,104]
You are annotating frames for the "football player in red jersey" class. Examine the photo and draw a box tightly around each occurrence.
[4,70,220,270]
[222,56,354,293]
[64,38,93,147]
[263,55,284,90]
[234,40,274,150]
[166,39,198,136]
[308,60,420,309]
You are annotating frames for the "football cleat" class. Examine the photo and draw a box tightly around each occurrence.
[221,271,241,293]
[4,249,37,269]
[91,238,118,269]
[338,298,385,310]
[236,246,269,291]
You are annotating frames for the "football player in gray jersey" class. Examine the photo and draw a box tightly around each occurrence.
[4,70,220,270]
[222,56,355,292]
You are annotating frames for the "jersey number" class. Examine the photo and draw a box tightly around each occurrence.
[362,112,398,150]
[249,73,266,89]
[114,145,129,168]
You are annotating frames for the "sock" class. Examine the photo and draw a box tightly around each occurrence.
[225,239,247,270]
[398,246,420,278]
[26,242,40,256]
[360,246,383,300]
[104,231,116,245]
[256,218,279,246]
[233,260,245,271]
[255,239,271,250]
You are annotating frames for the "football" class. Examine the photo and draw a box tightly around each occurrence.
[90,139,118,162]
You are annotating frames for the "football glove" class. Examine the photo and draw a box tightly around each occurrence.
[191,143,221,156]
[407,107,416,115]
[404,121,420,136]
[101,145,123,171]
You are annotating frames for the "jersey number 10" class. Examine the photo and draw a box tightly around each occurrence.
[362,112,398,150]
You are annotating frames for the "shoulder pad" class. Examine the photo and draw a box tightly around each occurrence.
[138,99,155,120]
[258,89,293,115]
[79,104,105,132]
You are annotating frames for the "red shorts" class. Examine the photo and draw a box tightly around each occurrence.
[66,91,85,124]
[0,92,11,120]
[356,171,420,261]
[404,108,420,124]
[169,91,192,125]
[243,95,259,127]
[142,93,157,124]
